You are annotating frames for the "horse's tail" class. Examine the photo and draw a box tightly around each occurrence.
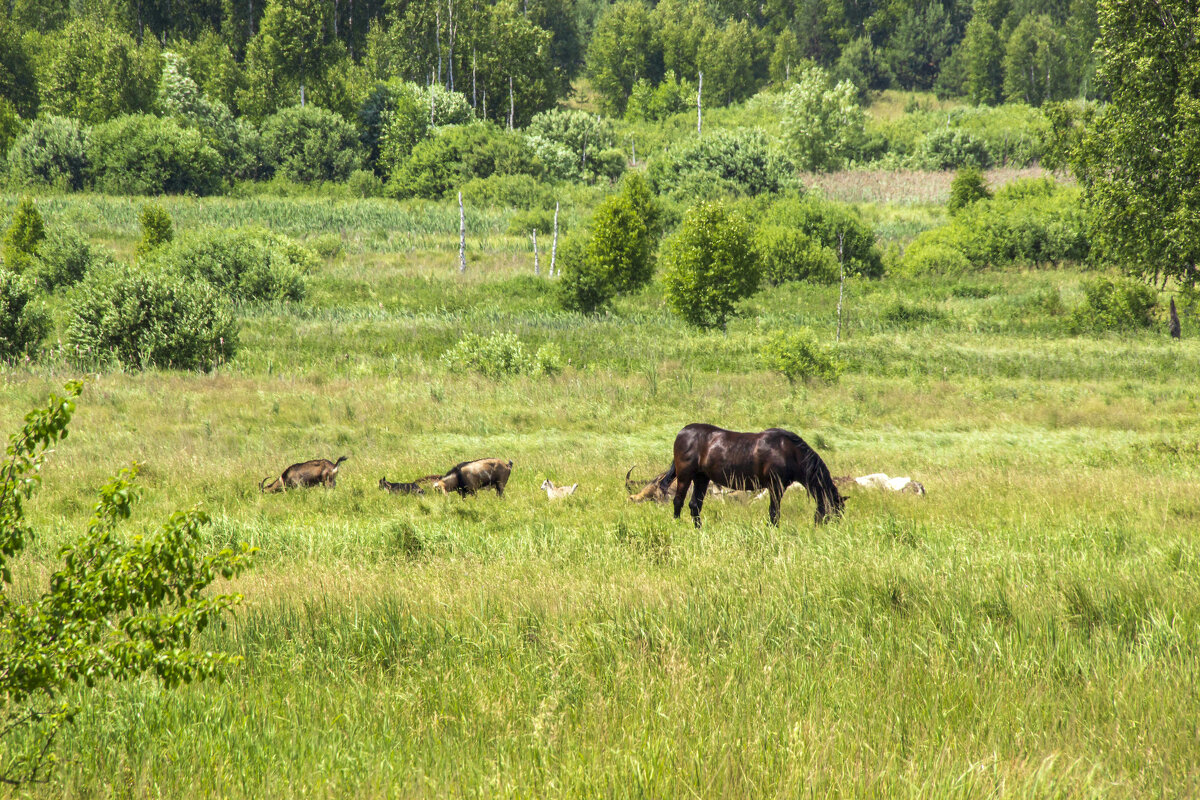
[657,464,676,492]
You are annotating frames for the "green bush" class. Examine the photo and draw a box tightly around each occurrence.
[460,174,555,209]
[525,109,620,183]
[67,265,238,371]
[0,270,48,360]
[260,105,363,183]
[897,235,971,276]
[441,332,562,378]
[662,201,759,330]
[3,197,44,273]
[6,116,89,191]
[761,328,842,385]
[389,124,542,200]
[346,169,384,198]
[869,104,1047,169]
[34,229,115,292]
[136,203,174,258]
[916,128,992,170]
[948,166,991,213]
[507,209,558,236]
[558,181,657,312]
[757,225,839,285]
[648,128,797,200]
[86,114,223,195]
[308,233,344,259]
[147,228,312,303]
[1069,277,1157,333]
[764,196,883,278]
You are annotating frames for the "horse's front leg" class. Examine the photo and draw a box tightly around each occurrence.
[673,477,691,520]
[689,476,709,529]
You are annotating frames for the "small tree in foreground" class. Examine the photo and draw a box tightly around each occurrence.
[662,201,758,329]
[135,202,174,258]
[0,382,255,785]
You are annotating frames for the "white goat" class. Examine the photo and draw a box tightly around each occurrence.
[541,479,578,499]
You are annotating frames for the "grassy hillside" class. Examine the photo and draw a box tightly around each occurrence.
[1,188,1197,798]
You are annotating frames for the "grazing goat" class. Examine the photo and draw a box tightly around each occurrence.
[260,456,348,493]
[627,467,678,503]
[432,458,513,497]
[834,473,926,495]
[379,477,425,495]
[541,479,578,499]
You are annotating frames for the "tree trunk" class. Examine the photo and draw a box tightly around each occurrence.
[697,71,703,136]
[458,192,466,273]
[508,76,514,130]
[532,230,539,276]
[836,231,845,343]
[551,202,559,276]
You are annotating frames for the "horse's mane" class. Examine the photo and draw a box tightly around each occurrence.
[771,428,844,515]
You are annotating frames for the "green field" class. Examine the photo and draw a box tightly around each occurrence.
[2,188,1198,798]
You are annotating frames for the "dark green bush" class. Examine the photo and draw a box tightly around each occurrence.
[1069,277,1156,333]
[441,332,562,378]
[757,225,839,285]
[67,266,237,371]
[260,105,363,183]
[0,269,48,360]
[507,209,558,236]
[389,124,542,200]
[3,197,44,273]
[556,234,613,314]
[882,300,948,326]
[34,230,115,291]
[6,116,89,191]
[147,228,312,303]
[764,196,883,278]
[86,114,222,195]
[136,203,174,258]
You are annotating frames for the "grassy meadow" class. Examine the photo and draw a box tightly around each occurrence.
[2,184,1199,798]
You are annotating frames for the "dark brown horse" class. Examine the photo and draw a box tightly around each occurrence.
[658,424,844,527]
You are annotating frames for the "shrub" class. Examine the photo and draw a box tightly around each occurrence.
[897,235,971,276]
[67,266,238,370]
[86,114,223,195]
[309,233,344,259]
[0,270,48,360]
[346,169,383,198]
[525,109,619,183]
[388,124,542,200]
[916,128,992,170]
[460,174,555,209]
[780,66,865,171]
[7,116,89,190]
[1069,277,1156,333]
[136,203,174,258]
[761,329,842,385]
[34,229,115,292]
[441,332,561,378]
[260,105,363,183]
[648,128,797,200]
[757,225,839,285]
[507,209,557,236]
[948,166,991,213]
[3,197,44,273]
[764,196,883,277]
[556,235,613,313]
[147,228,312,303]
[662,201,759,330]
[558,180,658,312]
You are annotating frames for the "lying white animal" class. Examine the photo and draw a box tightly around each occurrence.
[847,473,925,495]
[541,479,578,499]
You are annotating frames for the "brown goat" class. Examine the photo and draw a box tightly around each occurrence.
[627,467,678,503]
[432,458,513,497]
[379,477,425,495]
[260,456,348,493]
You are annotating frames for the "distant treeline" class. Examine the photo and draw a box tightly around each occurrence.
[0,0,1097,129]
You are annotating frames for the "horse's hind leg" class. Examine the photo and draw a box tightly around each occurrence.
[689,476,709,529]
[768,483,784,526]
[672,477,692,520]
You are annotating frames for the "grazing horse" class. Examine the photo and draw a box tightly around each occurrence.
[662,424,843,527]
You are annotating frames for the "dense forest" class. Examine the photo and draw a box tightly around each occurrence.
[0,0,1098,191]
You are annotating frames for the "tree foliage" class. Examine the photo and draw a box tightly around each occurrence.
[781,66,865,172]
[0,383,254,785]
[1080,0,1200,287]
[662,201,758,329]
